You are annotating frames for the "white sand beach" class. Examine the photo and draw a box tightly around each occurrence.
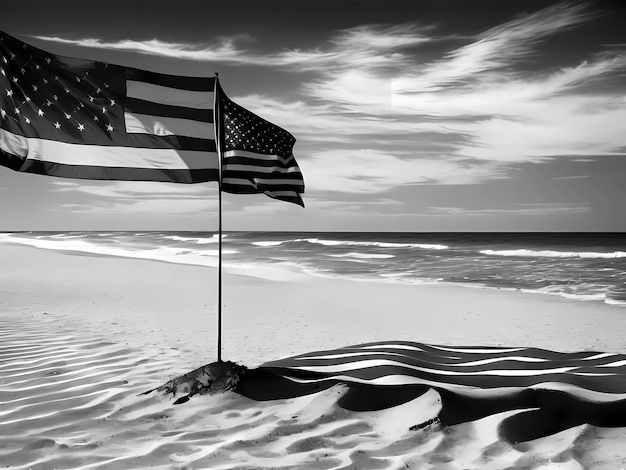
[2,244,626,469]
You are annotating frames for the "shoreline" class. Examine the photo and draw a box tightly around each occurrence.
[2,236,625,308]
[2,244,625,368]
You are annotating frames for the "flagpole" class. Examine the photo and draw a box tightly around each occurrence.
[214,74,223,363]
[217,172,223,363]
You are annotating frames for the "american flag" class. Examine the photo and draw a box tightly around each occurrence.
[0,31,218,183]
[261,341,626,401]
[217,81,305,207]
[0,31,304,206]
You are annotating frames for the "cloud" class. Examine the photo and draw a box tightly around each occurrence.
[301,149,507,193]
[224,199,299,217]
[401,1,595,91]
[292,2,626,169]
[283,24,434,71]
[50,180,213,197]
[50,181,218,214]
[34,23,432,70]
[426,203,591,216]
[33,35,254,63]
[61,198,216,215]
[552,175,591,180]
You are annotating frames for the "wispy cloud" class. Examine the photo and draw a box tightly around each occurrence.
[49,181,213,197]
[33,35,256,63]
[302,149,506,193]
[552,175,591,180]
[34,23,433,70]
[312,3,625,164]
[395,1,596,92]
[60,198,216,215]
[279,24,434,71]
[427,202,591,216]
[50,181,218,214]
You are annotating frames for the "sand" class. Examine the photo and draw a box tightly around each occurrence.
[1,244,626,469]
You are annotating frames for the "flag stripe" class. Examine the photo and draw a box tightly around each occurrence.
[278,373,626,403]
[0,119,215,151]
[125,68,215,92]
[222,164,302,174]
[223,157,297,169]
[261,340,626,401]
[124,113,214,140]
[221,177,304,191]
[125,98,213,123]
[236,177,305,186]
[222,149,293,165]
[20,160,219,183]
[126,81,213,109]
[282,363,618,390]
[0,129,217,169]
[260,191,305,199]
[294,352,551,367]
[126,135,216,152]
[287,359,578,377]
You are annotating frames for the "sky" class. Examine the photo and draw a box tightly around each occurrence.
[1,0,625,232]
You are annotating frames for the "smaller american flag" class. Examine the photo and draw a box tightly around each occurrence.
[217,81,305,207]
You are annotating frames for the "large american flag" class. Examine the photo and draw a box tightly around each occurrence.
[261,341,626,401]
[0,31,304,206]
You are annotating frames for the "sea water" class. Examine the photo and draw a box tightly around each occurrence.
[1,231,625,306]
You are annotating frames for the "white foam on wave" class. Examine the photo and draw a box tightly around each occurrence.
[481,249,626,259]
[48,233,88,239]
[298,238,449,250]
[252,241,284,247]
[0,234,238,268]
[519,285,612,304]
[328,252,395,259]
[0,233,309,283]
[164,234,221,244]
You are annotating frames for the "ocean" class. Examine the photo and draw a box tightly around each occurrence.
[1,231,625,307]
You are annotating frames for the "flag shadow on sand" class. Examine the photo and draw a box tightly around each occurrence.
[233,340,626,444]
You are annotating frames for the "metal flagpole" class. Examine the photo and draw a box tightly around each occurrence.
[214,73,223,363]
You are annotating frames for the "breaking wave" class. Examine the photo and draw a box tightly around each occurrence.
[252,238,449,250]
[327,252,395,259]
[481,249,626,259]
